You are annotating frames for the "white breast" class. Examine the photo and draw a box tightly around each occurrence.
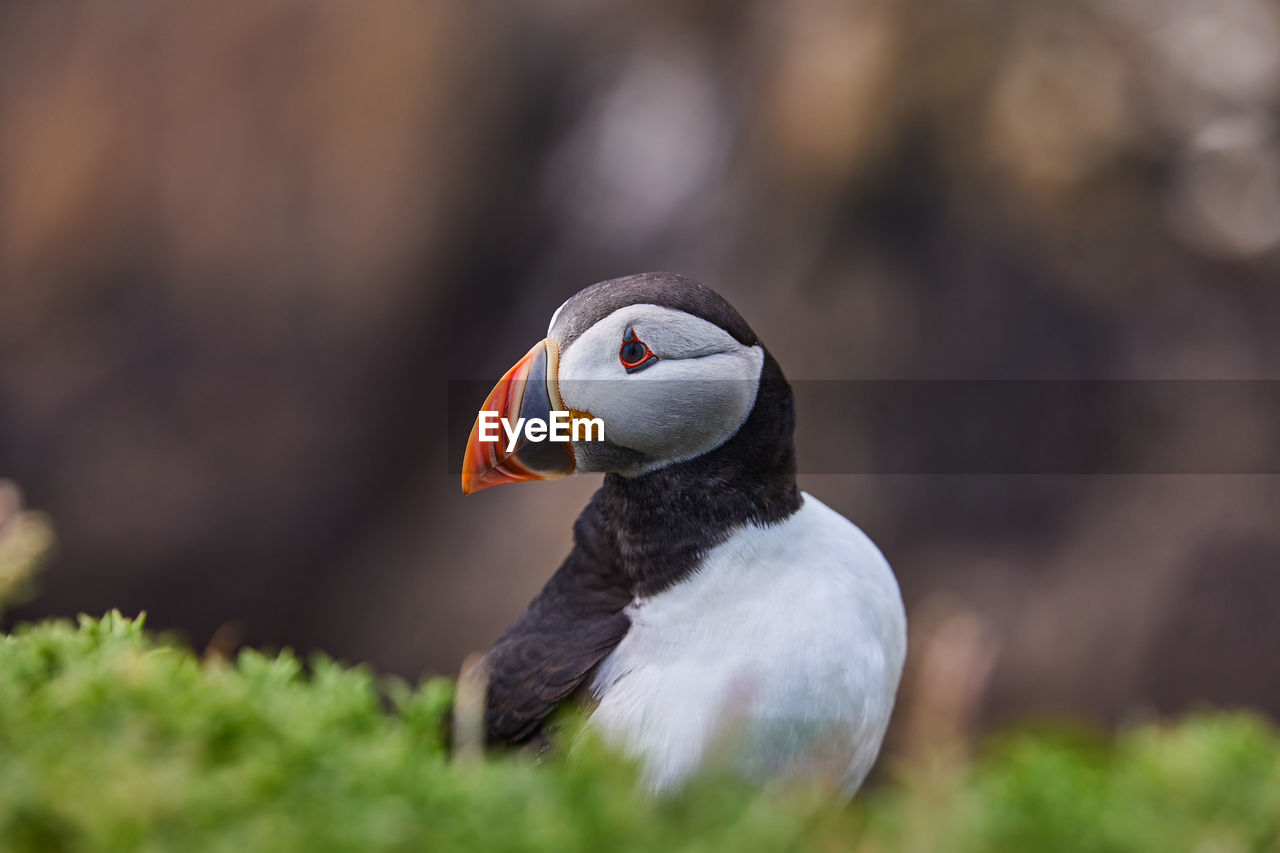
[587,493,907,794]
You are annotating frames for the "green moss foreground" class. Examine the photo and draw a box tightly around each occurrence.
[1,613,1278,852]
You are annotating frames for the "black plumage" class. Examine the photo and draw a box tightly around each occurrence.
[549,272,759,350]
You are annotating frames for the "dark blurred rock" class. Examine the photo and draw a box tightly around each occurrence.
[1141,536,1280,713]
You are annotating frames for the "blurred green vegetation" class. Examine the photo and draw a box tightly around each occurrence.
[1,613,1278,852]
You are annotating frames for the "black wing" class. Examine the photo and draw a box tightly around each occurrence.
[483,505,632,745]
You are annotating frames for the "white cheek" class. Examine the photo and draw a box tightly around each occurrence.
[619,355,757,449]
[561,348,763,465]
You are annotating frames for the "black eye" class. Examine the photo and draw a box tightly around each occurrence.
[619,327,656,372]
[620,340,646,364]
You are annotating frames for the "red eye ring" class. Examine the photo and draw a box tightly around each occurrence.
[619,327,656,372]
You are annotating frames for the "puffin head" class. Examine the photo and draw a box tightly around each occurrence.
[462,273,772,494]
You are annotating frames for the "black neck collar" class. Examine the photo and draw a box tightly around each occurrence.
[583,350,802,597]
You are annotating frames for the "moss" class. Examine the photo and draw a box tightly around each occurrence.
[1,613,1277,852]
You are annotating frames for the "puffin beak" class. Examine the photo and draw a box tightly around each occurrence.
[462,338,576,494]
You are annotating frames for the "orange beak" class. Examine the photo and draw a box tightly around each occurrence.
[461,338,576,494]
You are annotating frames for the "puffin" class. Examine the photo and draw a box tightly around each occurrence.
[460,272,906,795]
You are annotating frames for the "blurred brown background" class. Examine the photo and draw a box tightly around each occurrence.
[2,0,1279,735]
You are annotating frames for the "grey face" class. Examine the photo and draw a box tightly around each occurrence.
[552,304,765,476]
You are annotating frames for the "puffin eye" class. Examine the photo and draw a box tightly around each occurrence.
[619,327,656,373]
